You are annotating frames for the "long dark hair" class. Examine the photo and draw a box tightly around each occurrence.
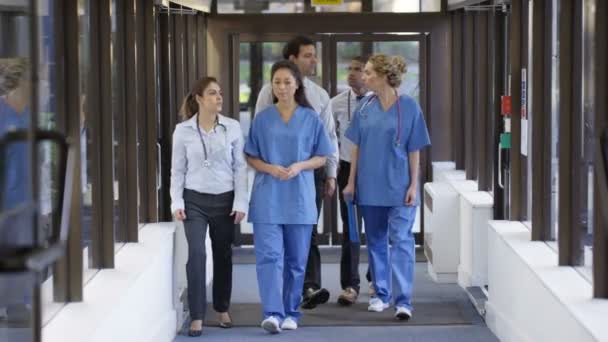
[179,76,218,121]
[270,60,311,109]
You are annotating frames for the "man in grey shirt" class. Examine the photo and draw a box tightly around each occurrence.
[255,36,339,310]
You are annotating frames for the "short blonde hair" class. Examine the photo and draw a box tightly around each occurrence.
[368,54,407,88]
[0,57,29,96]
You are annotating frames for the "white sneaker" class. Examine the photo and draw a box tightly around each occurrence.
[261,316,281,334]
[394,306,412,321]
[367,297,389,312]
[281,317,298,330]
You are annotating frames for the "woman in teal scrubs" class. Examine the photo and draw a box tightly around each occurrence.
[245,60,334,333]
[344,54,431,321]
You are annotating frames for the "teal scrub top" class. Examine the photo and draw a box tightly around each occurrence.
[245,105,334,224]
[345,94,430,207]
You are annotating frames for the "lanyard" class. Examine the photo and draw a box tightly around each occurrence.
[347,91,366,121]
[347,91,352,121]
[360,90,402,147]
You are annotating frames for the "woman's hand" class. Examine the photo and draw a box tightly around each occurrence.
[342,182,355,200]
[269,165,290,180]
[231,211,246,224]
[286,162,303,179]
[174,209,187,221]
[404,186,417,206]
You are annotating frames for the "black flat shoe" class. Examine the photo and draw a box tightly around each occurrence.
[188,328,202,337]
[188,320,203,336]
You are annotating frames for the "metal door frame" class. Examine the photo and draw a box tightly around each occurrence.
[231,32,429,246]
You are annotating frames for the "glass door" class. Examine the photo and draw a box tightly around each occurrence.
[232,32,428,246]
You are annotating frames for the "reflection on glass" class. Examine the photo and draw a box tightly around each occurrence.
[79,0,94,263]
[110,0,120,241]
[581,0,595,272]
[0,274,35,341]
[0,5,35,341]
[37,2,58,291]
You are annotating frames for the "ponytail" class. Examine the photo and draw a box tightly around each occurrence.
[179,76,219,121]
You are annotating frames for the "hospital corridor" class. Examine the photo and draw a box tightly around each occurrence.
[0,1,607,341]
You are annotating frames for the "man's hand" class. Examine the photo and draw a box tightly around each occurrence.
[231,211,246,224]
[174,209,187,221]
[325,178,336,197]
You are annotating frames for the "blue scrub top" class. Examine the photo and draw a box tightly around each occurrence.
[0,98,31,210]
[245,105,334,224]
[345,94,430,207]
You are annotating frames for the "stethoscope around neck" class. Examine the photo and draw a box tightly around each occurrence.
[195,112,228,167]
[359,89,403,147]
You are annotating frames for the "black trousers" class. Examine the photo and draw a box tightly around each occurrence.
[337,160,365,292]
[183,189,235,321]
[303,168,325,291]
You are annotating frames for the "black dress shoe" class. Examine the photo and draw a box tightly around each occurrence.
[301,288,330,309]
[188,328,202,337]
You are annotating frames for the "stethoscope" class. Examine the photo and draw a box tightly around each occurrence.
[359,89,402,147]
[195,113,228,167]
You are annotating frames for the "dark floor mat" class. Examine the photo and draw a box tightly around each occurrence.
[202,302,471,327]
[233,247,427,264]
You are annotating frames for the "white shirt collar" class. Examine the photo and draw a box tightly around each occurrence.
[186,113,226,129]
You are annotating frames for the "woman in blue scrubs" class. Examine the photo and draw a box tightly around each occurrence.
[245,60,334,334]
[343,54,431,321]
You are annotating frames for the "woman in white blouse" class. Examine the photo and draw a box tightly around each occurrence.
[170,77,247,336]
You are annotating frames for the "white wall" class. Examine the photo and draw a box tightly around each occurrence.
[42,222,211,342]
[486,221,608,342]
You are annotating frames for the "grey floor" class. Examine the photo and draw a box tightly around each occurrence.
[174,252,499,342]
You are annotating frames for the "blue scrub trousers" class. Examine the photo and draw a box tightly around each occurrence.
[360,205,416,311]
[253,224,313,322]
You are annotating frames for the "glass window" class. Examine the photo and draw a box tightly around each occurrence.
[79,0,94,268]
[373,40,420,100]
[217,0,306,14]
[37,0,70,325]
[549,0,560,244]
[374,0,419,12]
[580,0,595,278]
[336,41,363,94]
[335,39,420,99]
[313,1,362,12]
[0,4,35,340]
[110,0,121,241]
[420,0,442,12]
[523,0,533,226]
